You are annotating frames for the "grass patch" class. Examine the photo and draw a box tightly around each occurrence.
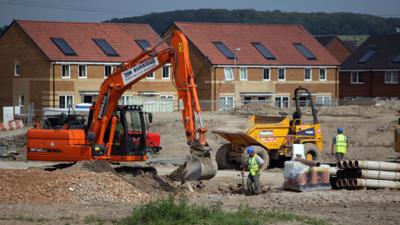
[0,215,48,223]
[118,197,329,225]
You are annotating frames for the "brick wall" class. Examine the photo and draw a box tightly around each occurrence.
[340,71,400,98]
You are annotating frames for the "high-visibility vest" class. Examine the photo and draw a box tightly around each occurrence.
[248,156,260,176]
[335,134,348,154]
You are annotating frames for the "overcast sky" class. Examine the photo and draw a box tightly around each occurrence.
[1,0,399,26]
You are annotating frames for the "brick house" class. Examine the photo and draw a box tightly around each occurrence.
[0,20,176,117]
[315,35,354,63]
[340,35,400,99]
[163,22,340,111]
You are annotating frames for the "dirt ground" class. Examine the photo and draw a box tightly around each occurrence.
[0,103,399,225]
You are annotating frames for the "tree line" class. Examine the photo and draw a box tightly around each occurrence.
[107,9,400,35]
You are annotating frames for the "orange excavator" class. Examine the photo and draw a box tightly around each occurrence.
[26,30,217,181]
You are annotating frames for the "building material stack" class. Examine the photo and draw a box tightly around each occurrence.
[335,160,400,189]
[283,159,331,192]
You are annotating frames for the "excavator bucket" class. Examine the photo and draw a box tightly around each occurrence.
[170,154,217,181]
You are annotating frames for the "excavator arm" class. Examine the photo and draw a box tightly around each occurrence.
[86,30,215,180]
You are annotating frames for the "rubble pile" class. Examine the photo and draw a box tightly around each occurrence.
[0,169,150,204]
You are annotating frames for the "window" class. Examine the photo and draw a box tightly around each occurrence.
[243,96,252,104]
[93,39,119,57]
[78,65,87,78]
[219,96,234,111]
[18,95,24,107]
[251,42,276,60]
[393,53,400,64]
[104,65,113,78]
[293,43,316,60]
[278,68,286,81]
[319,68,327,81]
[275,96,289,108]
[135,39,152,51]
[385,71,399,84]
[161,95,174,100]
[162,65,170,79]
[147,72,155,79]
[263,68,270,81]
[358,49,375,64]
[316,96,331,106]
[351,72,364,84]
[239,67,248,81]
[304,68,312,81]
[119,95,133,105]
[50,38,77,56]
[59,95,73,109]
[213,42,235,59]
[224,67,234,81]
[15,63,20,77]
[61,65,70,78]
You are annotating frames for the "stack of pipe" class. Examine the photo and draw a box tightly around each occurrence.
[335,160,400,189]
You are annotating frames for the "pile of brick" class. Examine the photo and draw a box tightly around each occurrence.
[0,120,24,131]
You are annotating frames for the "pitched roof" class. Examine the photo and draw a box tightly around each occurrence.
[341,34,400,70]
[13,20,164,62]
[171,22,339,66]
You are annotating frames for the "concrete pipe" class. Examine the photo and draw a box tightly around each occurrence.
[336,170,344,179]
[342,160,350,169]
[337,161,343,169]
[342,179,350,188]
[355,161,400,172]
[336,179,342,188]
[353,178,400,189]
[353,169,400,181]
[294,157,321,167]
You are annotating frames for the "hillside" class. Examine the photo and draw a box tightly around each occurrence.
[107,9,400,35]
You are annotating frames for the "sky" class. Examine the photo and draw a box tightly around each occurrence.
[1,0,400,26]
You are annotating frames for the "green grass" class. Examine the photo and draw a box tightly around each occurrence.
[118,197,329,225]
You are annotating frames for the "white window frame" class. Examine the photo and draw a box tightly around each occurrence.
[59,95,73,109]
[18,95,24,107]
[219,96,235,111]
[239,67,248,81]
[147,72,155,80]
[319,68,327,81]
[224,67,234,81]
[262,68,270,81]
[14,63,20,77]
[304,68,312,81]
[61,65,70,79]
[350,72,364,84]
[162,65,171,80]
[275,96,290,108]
[78,65,87,79]
[278,68,286,81]
[384,71,399,84]
[316,96,331,106]
[104,65,113,78]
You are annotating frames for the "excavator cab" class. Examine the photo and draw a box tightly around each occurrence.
[109,105,161,159]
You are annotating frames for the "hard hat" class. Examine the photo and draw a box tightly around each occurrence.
[247,146,254,154]
[337,127,344,133]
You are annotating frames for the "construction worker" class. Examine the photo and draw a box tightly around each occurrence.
[241,146,264,195]
[331,127,349,162]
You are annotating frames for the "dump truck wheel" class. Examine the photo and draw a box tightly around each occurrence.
[304,143,321,161]
[242,146,270,170]
[216,144,238,170]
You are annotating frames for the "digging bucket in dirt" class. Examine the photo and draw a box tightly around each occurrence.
[170,154,217,181]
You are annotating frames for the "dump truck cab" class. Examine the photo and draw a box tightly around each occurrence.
[213,86,323,170]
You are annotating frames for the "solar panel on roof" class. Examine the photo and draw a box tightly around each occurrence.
[293,43,316,60]
[213,42,236,60]
[252,42,276,60]
[358,49,376,64]
[93,39,119,57]
[392,53,400,63]
[135,39,152,51]
[50,38,77,56]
